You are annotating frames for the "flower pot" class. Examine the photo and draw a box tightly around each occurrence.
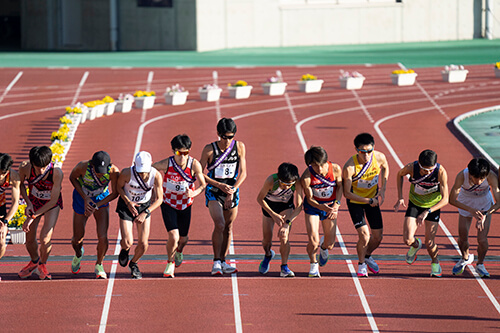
[339,77,365,90]
[297,80,324,93]
[116,100,133,113]
[441,70,468,83]
[391,73,418,86]
[8,228,26,244]
[495,67,500,78]
[104,102,117,116]
[95,104,105,118]
[227,86,253,99]
[261,82,288,96]
[134,96,156,109]
[199,88,222,102]
[87,107,97,120]
[164,91,189,106]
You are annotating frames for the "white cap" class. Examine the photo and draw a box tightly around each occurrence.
[134,151,152,173]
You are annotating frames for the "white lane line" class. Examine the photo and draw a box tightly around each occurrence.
[296,110,379,333]
[141,72,155,122]
[71,71,89,106]
[415,82,451,121]
[0,71,23,104]
[213,71,222,121]
[351,90,374,123]
[276,70,298,123]
[229,240,243,333]
[374,110,500,316]
[146,71,154,93]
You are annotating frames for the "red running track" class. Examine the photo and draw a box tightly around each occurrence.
[1,64,500,332]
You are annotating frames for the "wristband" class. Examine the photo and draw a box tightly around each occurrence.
[1,218,8,225]
[285,219,292,225]
[427,209,432,214]
[145,208,151,218]
[369,198,374,205]
[89,201,98,210]
[334,200,341,206]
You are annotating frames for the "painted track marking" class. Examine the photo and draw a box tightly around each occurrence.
[0,71,23,104]
[71,71,89,106]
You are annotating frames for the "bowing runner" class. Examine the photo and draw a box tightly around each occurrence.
[70,151,120,279]
[117,151,163,279]
[18,146,63,280]
[301,147,342,278]
[343,133,389,277]
[153,135,206,278]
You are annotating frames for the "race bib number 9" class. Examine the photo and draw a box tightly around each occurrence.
[166,179,187,194]
[214,163,236,179]
[312,186,334,199]
[31,187,51,200]
[357,175,379,189]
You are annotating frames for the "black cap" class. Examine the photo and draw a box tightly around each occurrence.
[91,151,111,173]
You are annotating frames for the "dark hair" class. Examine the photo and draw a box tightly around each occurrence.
[0,153,13,172]
[304,146,328,166]
[29,146,52,168]
[171,134,192,150]
[468,158,490,179]
[418,149,437,167]
[277,163,299,183]
[217,118,237,135]
[354,133,375,148]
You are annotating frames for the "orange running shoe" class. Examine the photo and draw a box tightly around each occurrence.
[18,260,39,279]
[36,263,52,280]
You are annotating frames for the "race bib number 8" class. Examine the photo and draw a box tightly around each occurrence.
[214,163,236,179]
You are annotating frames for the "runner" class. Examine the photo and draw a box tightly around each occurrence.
[256,162,303,277]
[200,118,247,275]
[117,151,163,279]
[343,133,389,277]
[153,135,206,278]
[299,147,342,278]
[449,158,500,277]
[0,153,21,281]
[18,146,63,280]
[69,151,120,279]
[394,149,449,277]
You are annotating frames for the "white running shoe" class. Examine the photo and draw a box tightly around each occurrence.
[365,256,380,274]
[308,263,320,278]
[211,260,223,276]
[357,263,368,277]
[221,261,238,274]
[452,254,474,275]
[476,264,490,278]
[318,236,329,267]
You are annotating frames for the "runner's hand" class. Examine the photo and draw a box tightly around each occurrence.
[127,201,139,217]
[187,188,196,198]
[220,184,235,195]
[25,202,35,218]
[133,211,147,224]
[378,193,385,206]
[369,197,379,207]
[476,217,485,231]
[22,217,34,232]
[416,211,427,226]
[84,198,96,217]
[272,214,285,227]
[394,199,406,212]
[472,210,483,221]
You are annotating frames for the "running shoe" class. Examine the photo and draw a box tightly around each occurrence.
[476,264,490,278]
[211,260,223,276]
[71,247,84,274]
[406,238,422,264]
[280,265,295,278]
[163,262,175,278]
[259,249,275,274]
[118,248,129,267]
[318,236,329,267]
[430,263,442,278]
[174,251,184,268]
[129,261,142,279]
[452,254,474,275]
[221,261,238,274]
[95,264,107,279]
[308,263,320,278]
[37,263,52,280]
[18,260,39,279]
[357,263,368,277]
[365,256,380,274]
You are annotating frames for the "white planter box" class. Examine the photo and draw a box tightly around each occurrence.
[134,96,156,109]
[339,77,365,90]
[115,100,133,113]
[199,88,222,102]
[87,107,97,121]
[391,73,418,86]
[495,67,500,78]
[8,228,26,244]
[104,102,117,116]
[80,109,88,123]
[164,91,189,106]
[95,104,105,118]
[227,86,253,99]
[297,80,324,93]
[441,70,468,83]
[261,82,287,96]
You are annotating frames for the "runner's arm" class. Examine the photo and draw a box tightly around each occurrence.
[4,170,21,222]
[485,171,500,215]
[256,175,284,225]
[232,141,247,190]
[377,152,389,205]
[394,163,412,211]
[95,165,120,207]
[148,170,164,213]
[342,160,371,204]
[429,166,449,212]
[188,159,206,198]
[152,158,170,172]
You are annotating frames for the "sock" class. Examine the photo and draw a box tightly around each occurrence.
[365,255,371,259]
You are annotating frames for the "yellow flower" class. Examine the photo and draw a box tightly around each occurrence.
[59,124,70,133]
[230,80,248,87]
[60,116,73,124]
[495,62,500,69]
[9,204,27,229]
[51,131,68,142]
[301,74,317,81]
[133,91,155,97]
[50,143,65,155]
[392,69,415,74]
[52,154,64,163]
[102,95,115,103]
[66,106,82,114]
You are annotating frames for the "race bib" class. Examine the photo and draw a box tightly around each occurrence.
[313,186,334,199]
[415,184,438,195]
[357,175,378,189]
[214,163,236,179]
[31,186,51,200]
[165,178,188,194]
[82,186,104,198]
[128,190,147,202]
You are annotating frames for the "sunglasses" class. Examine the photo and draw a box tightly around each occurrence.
[220,134,235,140]
[175,150,190,156]
[279,180,296,186]
[418,163,436,172]
[356,148,374,153]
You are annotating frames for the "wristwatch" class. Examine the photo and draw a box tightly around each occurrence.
[1,218,8,225]
[334,199,341,206]
[145,208,151,217]
[369,198,374,205]
[427,209,432,214]
[285,219,292,225]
